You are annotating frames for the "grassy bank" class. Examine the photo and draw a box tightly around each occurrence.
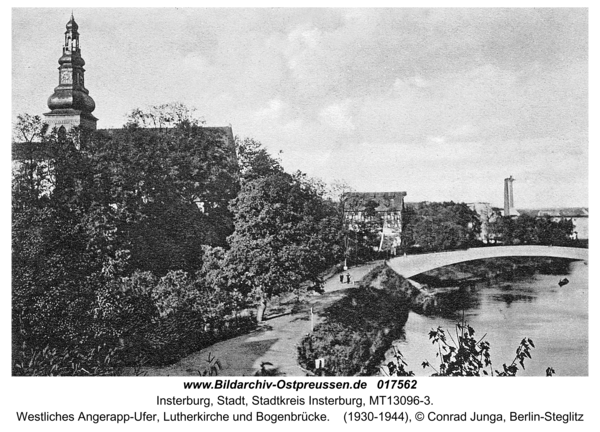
[297,265,411,376]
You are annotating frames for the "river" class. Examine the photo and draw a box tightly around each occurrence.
[393,260,588,376]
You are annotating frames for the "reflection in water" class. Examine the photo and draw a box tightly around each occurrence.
[432,285,481,319]
[491,293,536,307]
[394,261,588,376]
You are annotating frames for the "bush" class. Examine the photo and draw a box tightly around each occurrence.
[13,267,256,374]
[298,281,410,376]
[299,322,373,375]
[13,342,122,376]
[110,270,255,366]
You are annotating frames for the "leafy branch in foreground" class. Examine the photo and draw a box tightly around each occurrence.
[384,319,553,377]
[381,347,414,377]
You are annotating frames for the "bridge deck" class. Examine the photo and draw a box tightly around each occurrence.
[387,246,588,278]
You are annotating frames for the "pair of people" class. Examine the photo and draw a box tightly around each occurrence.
[339,273,351,284]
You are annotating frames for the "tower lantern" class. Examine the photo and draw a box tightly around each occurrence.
[64,13,80,53]
[44,14,97,131]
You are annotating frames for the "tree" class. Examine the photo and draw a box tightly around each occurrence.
[12,110,52,198]
[13,113,48,143]
[490,215,574,246]
[235,137,283,184]
[12,108,244,373]
[327,178,354,203]
[125,102,204,129]
[12,127,126,364]
[402,202,481,252]
[223,171,343,322]
[76,121,240,274]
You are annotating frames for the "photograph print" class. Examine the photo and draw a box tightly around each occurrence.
[12,8,588,377]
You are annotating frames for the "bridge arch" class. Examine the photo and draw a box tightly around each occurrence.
[387,246,587,278]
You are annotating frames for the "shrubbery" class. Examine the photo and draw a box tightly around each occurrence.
[13,343,122,377]
[127,270,254,366]
[298,276,410,376]
[13,268,255,374]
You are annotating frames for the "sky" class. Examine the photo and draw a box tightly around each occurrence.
[11,8,589,209]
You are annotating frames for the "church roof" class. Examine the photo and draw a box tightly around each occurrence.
[13,125,236,162]
[97,125,235,149]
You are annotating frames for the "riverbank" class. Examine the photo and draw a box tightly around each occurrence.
[354,257,584,375]
[297,265,411,376]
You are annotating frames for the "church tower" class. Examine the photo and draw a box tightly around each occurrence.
[44,14,97,131]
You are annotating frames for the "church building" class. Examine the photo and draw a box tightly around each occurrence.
[13,15,239,217]
[14,14,236,160]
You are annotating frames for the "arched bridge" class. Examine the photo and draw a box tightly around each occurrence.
[387,246,588,278]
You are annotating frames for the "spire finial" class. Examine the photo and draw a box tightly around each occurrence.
[66,12,79,32]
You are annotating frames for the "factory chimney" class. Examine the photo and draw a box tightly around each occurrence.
[504,176,516,216]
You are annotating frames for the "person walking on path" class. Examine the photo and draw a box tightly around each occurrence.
[339,273,344,283]
[346,273,351,284]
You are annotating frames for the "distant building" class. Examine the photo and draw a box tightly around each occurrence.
[517,208,589,240]
[343,191,407,252]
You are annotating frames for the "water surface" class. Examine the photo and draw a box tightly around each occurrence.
[394,260,588,376]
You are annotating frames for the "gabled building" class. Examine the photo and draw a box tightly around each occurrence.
[342,191,407,252]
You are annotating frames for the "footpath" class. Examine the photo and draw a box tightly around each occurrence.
[139,263,380,377]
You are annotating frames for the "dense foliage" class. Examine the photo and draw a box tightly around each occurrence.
[343,216,388,264]
[221,171,344,320]
[12,120,250,374]
[489,215,574,246]
[401,202,481,252]
[13,109,345,374]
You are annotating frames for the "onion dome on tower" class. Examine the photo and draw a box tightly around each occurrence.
[44,14,98,131]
